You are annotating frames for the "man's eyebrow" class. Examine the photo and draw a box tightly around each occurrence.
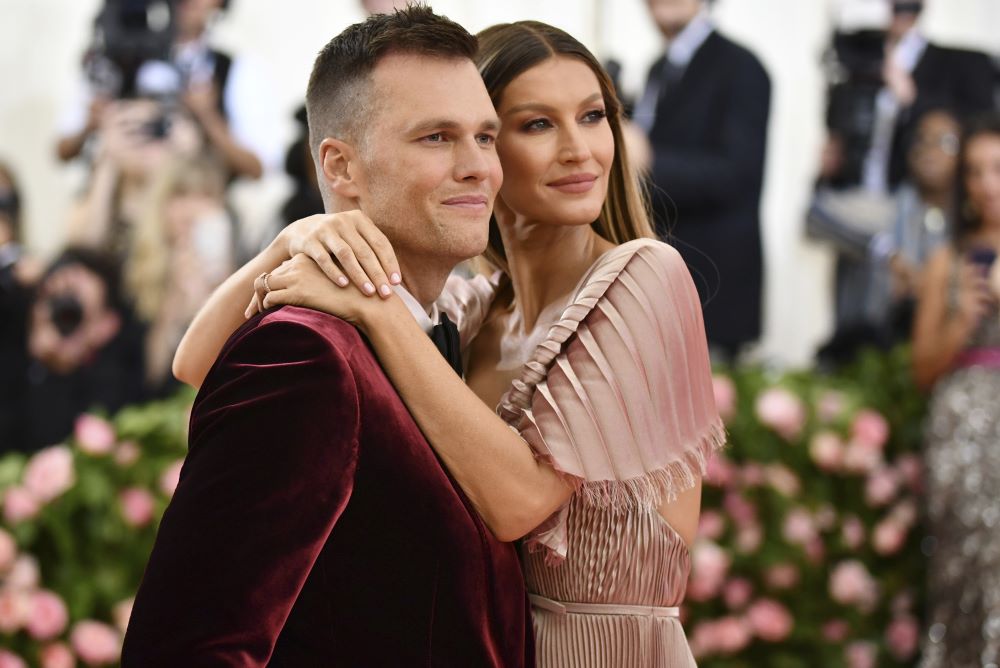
[505,93,604,115]
[405,118,501,135]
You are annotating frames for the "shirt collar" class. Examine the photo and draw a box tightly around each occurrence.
[892,28,928,73]
[392,284,440,335]
[666,7,715,68]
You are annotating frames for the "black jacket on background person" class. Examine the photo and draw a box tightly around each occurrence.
[643,31,771,354]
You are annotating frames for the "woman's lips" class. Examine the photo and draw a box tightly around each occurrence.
[547,173,598,194]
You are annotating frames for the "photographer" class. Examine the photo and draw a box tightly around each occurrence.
[18,248,145,451]
[56,0,277,180]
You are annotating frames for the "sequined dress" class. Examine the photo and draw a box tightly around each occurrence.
[920,264,1000,668]
[442,239,725,667]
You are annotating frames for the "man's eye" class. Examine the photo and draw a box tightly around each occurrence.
[423,133,444,143]
[477,134,496,146]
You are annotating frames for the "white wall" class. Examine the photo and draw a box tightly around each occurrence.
[2,0,997,366]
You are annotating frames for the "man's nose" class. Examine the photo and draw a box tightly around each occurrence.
[455,138,494,181]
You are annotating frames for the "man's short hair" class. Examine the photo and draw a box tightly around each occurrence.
[305,5,477,158]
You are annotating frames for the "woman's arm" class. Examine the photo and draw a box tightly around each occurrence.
[912,246,993,390]
[257,255,575,542]
[172,211,401,388]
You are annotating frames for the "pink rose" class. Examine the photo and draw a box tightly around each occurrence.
[687,541,731,602]
[114,441,140,468]
[830,560,878,611]
[809,431,844,471]
[746,598,794,642]
[70,620,121,666]
[112,598,133,635]
[841,516,866,550]
[0,588,30,633]
[755,387,806,441]
[39,643,75,668]
[735,524,763,554]
[845,641,877,668]
[73,415,116,456]
[24,446,76,503]
[698,510,726,541]
[119,488,155,528]
[822,618,849,642]
[864,467,900,507]
[889,499,918,528]
[782,508,817,546]
[6,555,40,590]
[723,577,753,609]
[705,455,735,488]
[895,454,923,491]
[159,460,184,498]
[690,616,752,657]
[851,409,889,449]
[804,536,826,564]
[814,503,837,531]
[27,590,69,640]
[712,375,737,422]
[843,440,882,473]
[723,491,757,524]
[3,486,40,523]
[739,463,765,487]
[0,528,16,573]
[765,563,799,590]
[0,651,27,668]
[886,614,919,660]
[764,464,801,496]
[817,390,847,423]
[872,519,906,556]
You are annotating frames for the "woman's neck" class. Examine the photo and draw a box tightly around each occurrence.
[498,213,612,332]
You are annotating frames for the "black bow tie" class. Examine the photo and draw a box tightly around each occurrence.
[430,313,463,377]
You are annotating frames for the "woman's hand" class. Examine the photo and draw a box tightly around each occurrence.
[956,260,996,331]
[245,253,386,326]
[277,211,401,298]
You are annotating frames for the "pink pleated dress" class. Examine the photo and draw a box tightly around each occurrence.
[441,238,725,667]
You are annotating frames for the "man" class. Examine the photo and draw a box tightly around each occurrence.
[122,8,532,666]
[632,0,771,359]
[57,0,278,179]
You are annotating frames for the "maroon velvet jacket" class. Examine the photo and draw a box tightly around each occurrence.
[122,306,533,667]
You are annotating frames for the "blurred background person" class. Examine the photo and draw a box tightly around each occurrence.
[0,162,43,451]
[19,248,145,451]
[912,112,1000,668]
[819,0,994,193]
[810,107,960,365]
[64,100,233,394]
[55,0,279,181]
[630,0,771,361]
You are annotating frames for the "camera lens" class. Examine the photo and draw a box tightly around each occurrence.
[48,295,85,338]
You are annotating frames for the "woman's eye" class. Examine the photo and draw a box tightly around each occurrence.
[523,118,552,132]
[583,109,607,123]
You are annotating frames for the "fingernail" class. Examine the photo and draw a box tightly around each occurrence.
[336,276,349,287]
[363,282,375,295]
[390,272,401,284]
[379,284,392,297]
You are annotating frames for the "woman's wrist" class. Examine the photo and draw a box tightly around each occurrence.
[354,294,410,337]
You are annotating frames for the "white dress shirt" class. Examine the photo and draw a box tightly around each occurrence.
[392,284,440,335]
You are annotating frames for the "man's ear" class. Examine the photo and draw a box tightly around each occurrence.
[318,137,362,200]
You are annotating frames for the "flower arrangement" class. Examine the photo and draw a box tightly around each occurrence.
[0,391,192,667]
[687,347,927,667]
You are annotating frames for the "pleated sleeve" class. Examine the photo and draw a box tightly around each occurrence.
[497,238,726,562]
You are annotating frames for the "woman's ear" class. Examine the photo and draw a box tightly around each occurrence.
[318,137,362,200]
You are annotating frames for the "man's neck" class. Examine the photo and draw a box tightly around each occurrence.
[396,255,454,313]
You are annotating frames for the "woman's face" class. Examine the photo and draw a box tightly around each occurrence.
[965,133,1000,227]
[907,111,959,193]
[494,56,614,228]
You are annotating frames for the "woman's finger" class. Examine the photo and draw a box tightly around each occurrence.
[340,230,393,298]
[327,237,377,296]
[262,288,293,311]
[304,238,350,288]
[357,223,402,287]
[244,293,261,319]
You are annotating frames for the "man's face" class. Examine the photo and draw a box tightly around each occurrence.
[646,0,704,39]
[352,54,502,270]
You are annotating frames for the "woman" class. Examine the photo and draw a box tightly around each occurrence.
[912,113,1000,668]
[176,22,723,666]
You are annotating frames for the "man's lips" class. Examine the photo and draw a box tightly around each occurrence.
[547,173,598,193]
[442,195,489,208]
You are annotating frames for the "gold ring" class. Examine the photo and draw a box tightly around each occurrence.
[261,272,272,294]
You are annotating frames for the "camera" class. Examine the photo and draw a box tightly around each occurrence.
[47,294,85,338]
[85,0,177,99]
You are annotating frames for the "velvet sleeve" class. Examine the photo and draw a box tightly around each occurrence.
[122,314,360,667]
